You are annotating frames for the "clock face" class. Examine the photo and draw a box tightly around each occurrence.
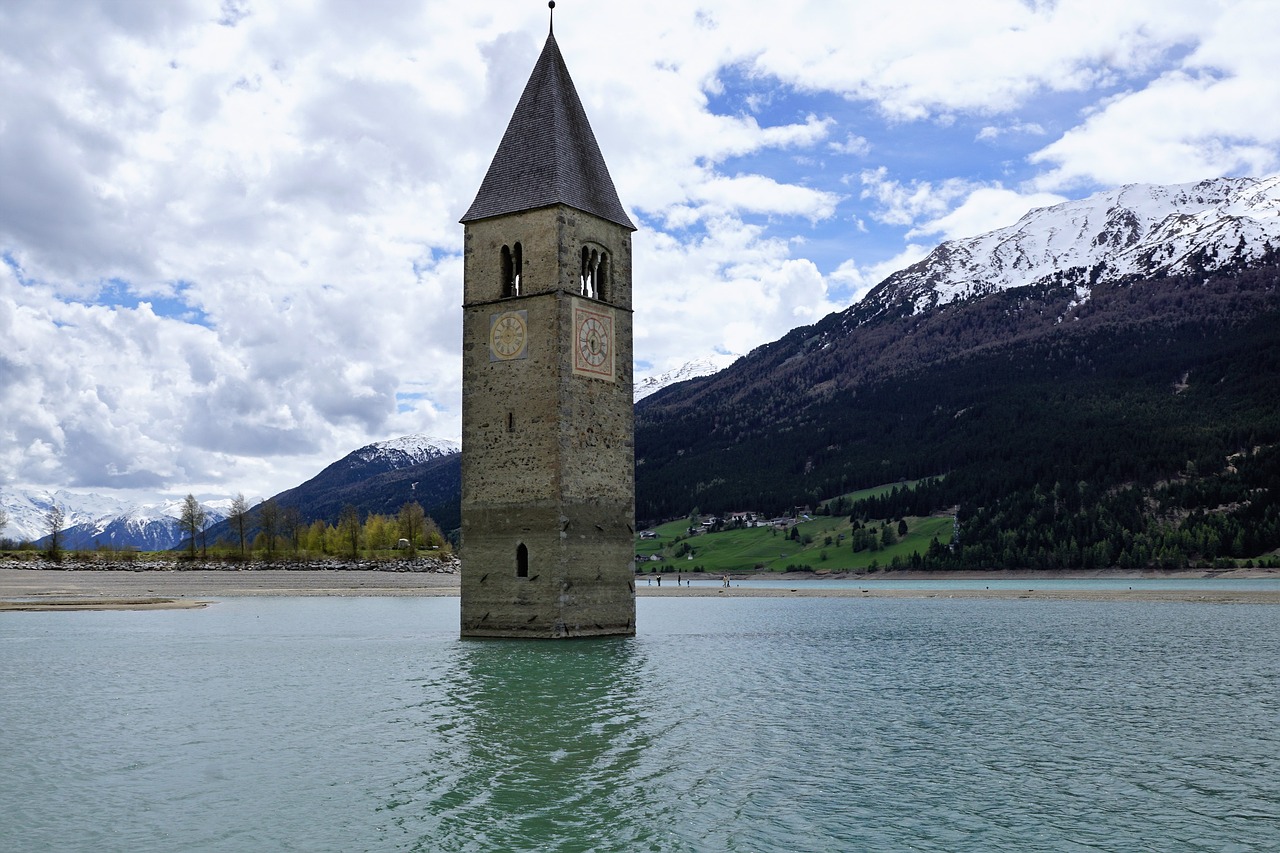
[577,316,609,367]
[489,310,528,361]
[572,302,615,380]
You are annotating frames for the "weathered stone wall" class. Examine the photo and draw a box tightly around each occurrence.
[458,503,635,638]
[459,293,562,507]
[461,204,636,638]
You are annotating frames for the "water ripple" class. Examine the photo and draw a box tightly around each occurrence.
[2,596,1278,851]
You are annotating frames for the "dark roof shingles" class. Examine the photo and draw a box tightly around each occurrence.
[460,34,635,230]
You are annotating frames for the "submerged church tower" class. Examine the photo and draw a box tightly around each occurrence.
[458,15,637,638]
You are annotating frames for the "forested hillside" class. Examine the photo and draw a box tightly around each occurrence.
[196,444,461,551]
[636,256,1280,568]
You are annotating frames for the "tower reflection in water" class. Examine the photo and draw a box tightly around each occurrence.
[382,638,659,851]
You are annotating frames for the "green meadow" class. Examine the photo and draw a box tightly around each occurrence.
[636,482,954,574]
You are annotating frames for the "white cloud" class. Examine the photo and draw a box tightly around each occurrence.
[870,244,934,284]
[976,122,1046,142]
[828,259,875,305]
[829,134,872,156]
[1030,1,1280,189]
[633,218,842,373]
[1031,70,1280,190]
[910,187,1069,242]
[684,174,841,224]
[699,0,1212,119]
[858,168,985,228]
[1,0,1277,505]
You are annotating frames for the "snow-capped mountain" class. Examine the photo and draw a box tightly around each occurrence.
[0,488,130,544]
[860,175,1280,319]
[635,354,739,402]
[196,434,464,542]
[313,435,460,492]
[286,434,460,503]
[1,435,463,551]
[634,176,1280,538]
[0,487,231,550]
[48,499,234,552]
[351,435,460,467]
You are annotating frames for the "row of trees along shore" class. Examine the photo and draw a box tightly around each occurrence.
[178,495,448,561]
[1,498,449,563]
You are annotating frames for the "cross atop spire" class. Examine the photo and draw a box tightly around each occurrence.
[460,27,635,230]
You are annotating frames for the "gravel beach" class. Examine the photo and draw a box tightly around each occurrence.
[3,563,1279,610]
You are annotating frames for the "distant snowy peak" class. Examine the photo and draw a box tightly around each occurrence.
[0,488,129,542]
[636,354,740,402]
[121,499,230,528]
[861,175,1280,319]
[0,487,231,547]
[352,435,460,467]
[636,357,734,401]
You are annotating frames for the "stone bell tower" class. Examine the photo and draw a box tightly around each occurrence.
[458,16,637,638]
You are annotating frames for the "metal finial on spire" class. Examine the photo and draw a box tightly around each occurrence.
[548,1,555,34]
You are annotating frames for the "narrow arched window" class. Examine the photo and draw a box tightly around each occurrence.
[597,252,609,302]
[501,243,523,297]
[512,242,522,296]
[501,245,514,298]
[578,245,609,301]
[516,543,529,578]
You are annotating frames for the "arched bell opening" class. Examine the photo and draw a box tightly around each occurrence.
[580,244,610,301]
[501,242,523,297]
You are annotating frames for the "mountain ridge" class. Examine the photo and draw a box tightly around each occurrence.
[639,176,1280,419]
[854,175,1280,323]
[635,354,740,402]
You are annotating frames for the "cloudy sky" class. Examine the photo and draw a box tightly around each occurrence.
[2,0,1278,505]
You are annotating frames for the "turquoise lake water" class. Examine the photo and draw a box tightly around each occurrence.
[3,596,1278,852]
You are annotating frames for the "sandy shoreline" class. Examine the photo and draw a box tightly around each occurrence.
[3,566,1280,609]
[0,568,460,609]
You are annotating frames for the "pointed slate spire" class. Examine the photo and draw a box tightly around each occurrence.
[461,32,635,230]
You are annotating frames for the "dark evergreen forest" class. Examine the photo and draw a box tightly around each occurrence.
[635,257,1280,569]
